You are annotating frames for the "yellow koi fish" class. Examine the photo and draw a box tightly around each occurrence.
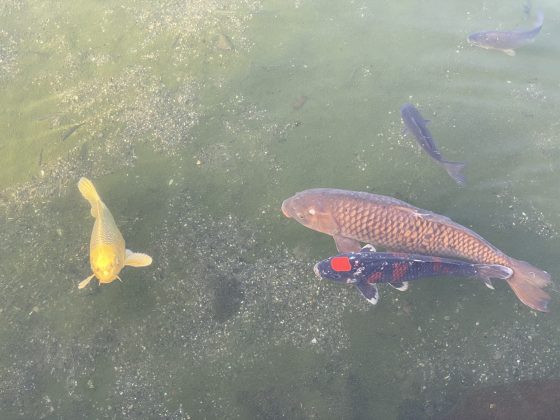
[78,177,152,289]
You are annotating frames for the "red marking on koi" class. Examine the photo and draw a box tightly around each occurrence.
[392,262,409,281]
[367,271,383,284]
[331,256,352,272]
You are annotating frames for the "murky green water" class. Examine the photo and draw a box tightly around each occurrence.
[1,0,560,418]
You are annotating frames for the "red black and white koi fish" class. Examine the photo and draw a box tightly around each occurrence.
[313,245,512,305]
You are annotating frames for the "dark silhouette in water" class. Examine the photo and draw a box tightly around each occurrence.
[444,379,560,420]
[467,10,544,56]
[400,103,466,185]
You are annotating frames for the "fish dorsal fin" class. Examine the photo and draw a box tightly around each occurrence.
[391,204,453,223]
[125,249,153,267]
[360,244,377,253]
[361,193,464,229]
[412,210,453,223]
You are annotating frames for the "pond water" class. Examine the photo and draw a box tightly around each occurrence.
[1,0,559,418]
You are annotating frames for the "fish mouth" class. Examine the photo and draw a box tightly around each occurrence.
[466,34,478,44]
[281,199,292,218]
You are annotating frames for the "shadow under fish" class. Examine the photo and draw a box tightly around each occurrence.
[443,378,560,420]
[314,245,512,304]
[400,103,466,186]
[467,10,544,56]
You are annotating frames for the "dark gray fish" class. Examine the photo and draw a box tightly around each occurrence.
[400,103,466,185]
[467,10,544,56]
[171,33,182,49]
[61,122,85,141]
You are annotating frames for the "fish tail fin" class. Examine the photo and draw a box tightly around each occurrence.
[534,9,544,27]
[476,264,513,281]
[78,177,101,218]
[442,161,467,186]
[506,258,551,312]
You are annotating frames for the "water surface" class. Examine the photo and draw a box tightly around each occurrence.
[1,0,560,418]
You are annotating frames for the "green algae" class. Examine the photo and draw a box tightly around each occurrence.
[1,0,560,418]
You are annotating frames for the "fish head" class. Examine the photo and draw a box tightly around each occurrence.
[313,255,358,285]
[91,244,122,283]
[281,190,339,234]
[467,31,500,48]
[467,31,486,47]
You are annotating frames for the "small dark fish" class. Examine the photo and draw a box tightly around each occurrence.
[38,148,43,166]
[400,103,466,185]
[523,0,532,18]
[61,123,85,141]
[467,10,544,56]
[314,245,512,304]
[171,33,182,49]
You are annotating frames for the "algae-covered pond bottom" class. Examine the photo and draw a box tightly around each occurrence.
[1,0,560,418]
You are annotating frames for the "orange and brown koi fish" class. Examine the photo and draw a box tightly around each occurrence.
[78,177,152,289]
[281,188,551,312]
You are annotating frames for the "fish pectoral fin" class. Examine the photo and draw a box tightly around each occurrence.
[360,244,377,253]
[476,264,513,286]
[503,49,516,56]
[389,281,409,292]
[334,236,361,253]
[356,283,379,305]
[125,249,153,267]
[78,274,96,289]
[483,279,495,290]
